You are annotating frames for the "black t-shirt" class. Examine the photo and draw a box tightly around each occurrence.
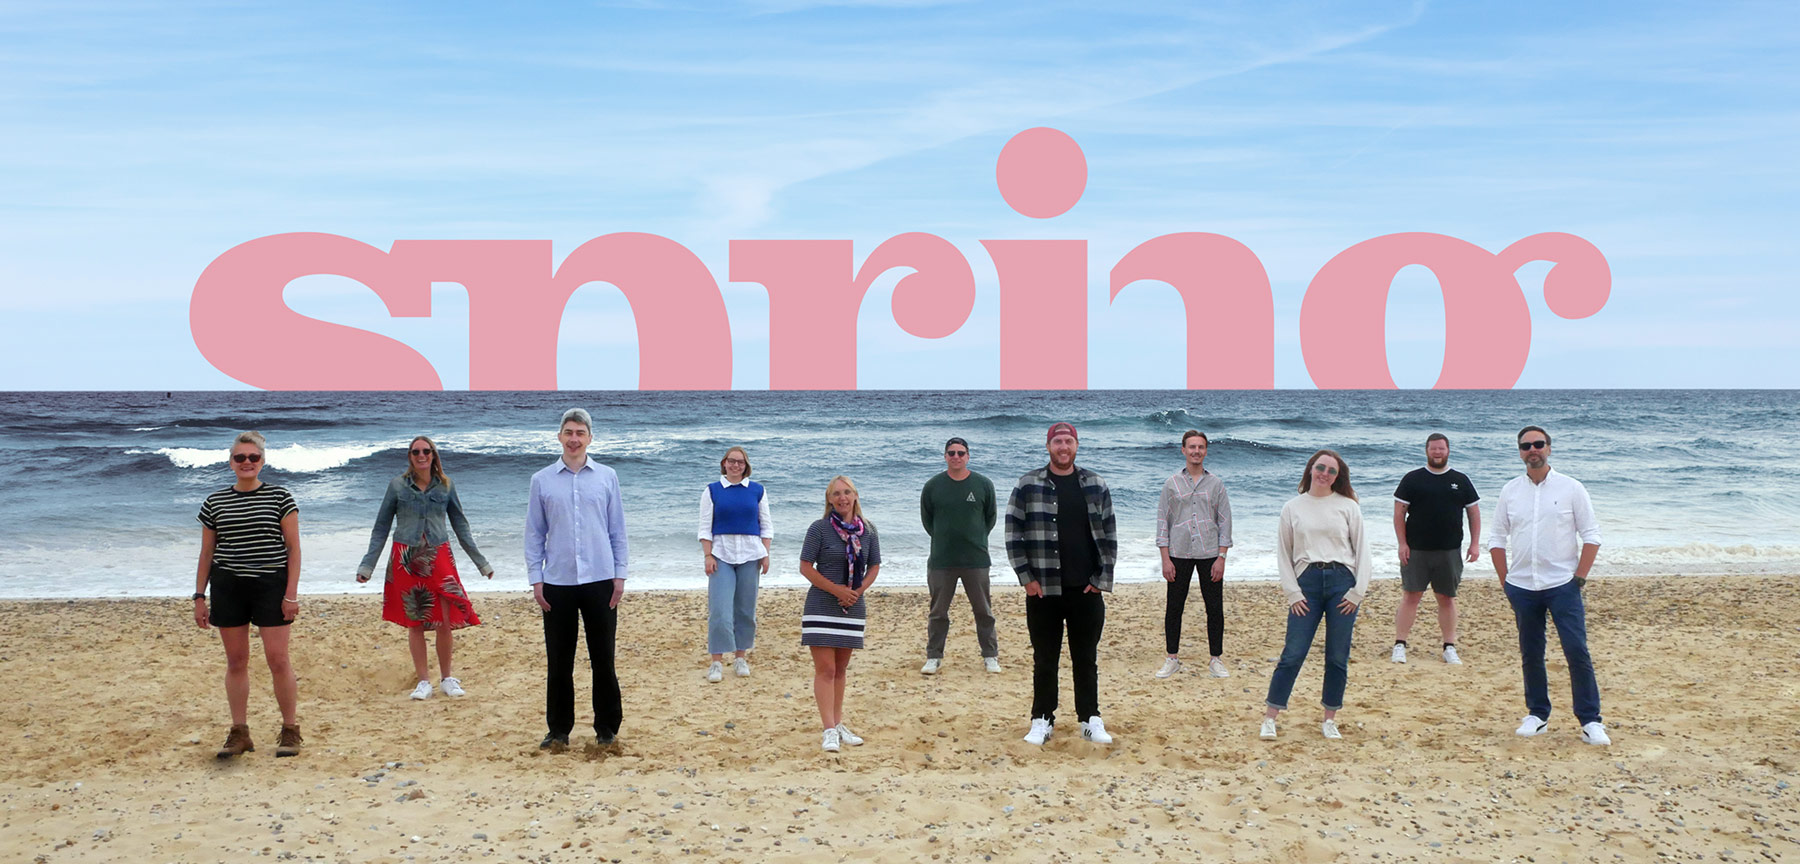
[1394,467,1479,551]
[1050,468,1099,589]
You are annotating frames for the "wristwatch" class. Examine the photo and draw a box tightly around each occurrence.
[191,592,206,601]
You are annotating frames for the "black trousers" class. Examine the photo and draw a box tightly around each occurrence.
[1166,556,1224,657]
[542,580,622,738]
[1026,590,1105,724]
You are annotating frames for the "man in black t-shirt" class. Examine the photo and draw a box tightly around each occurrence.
[1391,433,1481,665]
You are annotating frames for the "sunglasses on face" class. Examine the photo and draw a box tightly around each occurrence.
[1519,440,1548,451]
[945,450,968,457]
[410,448,434,456]
[231,453,262,464]
[1311,464,1338,476]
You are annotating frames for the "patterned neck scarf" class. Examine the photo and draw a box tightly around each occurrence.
[828,511,867,589]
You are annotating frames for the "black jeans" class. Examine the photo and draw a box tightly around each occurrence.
[1165,557,1223,657]
[1026,590,1105,724]
[542,580,622,738]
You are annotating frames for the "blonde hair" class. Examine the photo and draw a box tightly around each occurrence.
[821,475,863,520]
[408,435,449,487]
[232,430,267,456]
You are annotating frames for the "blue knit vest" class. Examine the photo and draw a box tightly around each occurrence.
[709,481,764,536]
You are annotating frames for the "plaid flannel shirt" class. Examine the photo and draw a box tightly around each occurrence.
[1004,465,1117,595]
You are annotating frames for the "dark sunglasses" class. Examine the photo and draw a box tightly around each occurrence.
[1518,440,1548,451]
[231,452,262,464]
[945,450,968,457]
[1311,464,1339,475]
[410,447,435,456]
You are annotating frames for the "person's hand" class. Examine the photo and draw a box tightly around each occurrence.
[835,585,858,607]
[1023,580,1043,598]
[280,597,299,622]
[759,556,770,575]
[1397,542,1411,566]
[1161,558,1175,582]
[482,566,495,581]
[1336,597,1359,615]
[1464,542,1479,564]
[609,579,625,610]
[355,570,372,584]
[533,583,552,612]
[704,554,717,576]
[1210,557,1225,583]
[193,597,210,629]
[1083,583,1102,594]
[1289,598,1309,617]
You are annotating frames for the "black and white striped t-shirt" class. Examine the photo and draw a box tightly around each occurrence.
[198,484,298,576]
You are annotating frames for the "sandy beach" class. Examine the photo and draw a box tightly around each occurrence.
[2,574,1796,863]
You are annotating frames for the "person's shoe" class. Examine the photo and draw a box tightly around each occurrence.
[921,658,941,675]
[1081,716,1113,744]
[1259,718,1277,740]
[440,676,466,698]
[706,661,724,683]
[1023,718,1053,745]
[1442,645,1462,665]
[984,656,1003,674]
[821,727,841,753]
[596,731,617,747]
[1580,721,1612,746]
[538,733,569,752]
[409,680,433,701]
[275,724,303,757]
[1321,719,1342,740]
[733,657,751,677]
[834,723,864,746]
[1515,715,1549,737]
[216,724,254,758]
[1155,657,1182,679]
[1209,657,1230,678]
[1391,643,1408,664]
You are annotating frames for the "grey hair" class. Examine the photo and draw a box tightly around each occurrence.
[560,408,593,433]
[233,430,267,456]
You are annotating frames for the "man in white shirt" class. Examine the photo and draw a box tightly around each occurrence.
[1488,425,1608,746]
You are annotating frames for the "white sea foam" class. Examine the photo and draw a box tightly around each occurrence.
[129,442,398,473]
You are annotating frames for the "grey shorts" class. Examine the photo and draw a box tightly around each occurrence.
[1400,549,1463,597]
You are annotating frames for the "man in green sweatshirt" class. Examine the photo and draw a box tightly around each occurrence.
[919,437,1000,675]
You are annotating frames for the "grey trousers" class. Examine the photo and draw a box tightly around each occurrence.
[926,567,999,659]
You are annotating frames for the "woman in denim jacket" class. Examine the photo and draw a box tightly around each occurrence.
[357,436,494,700]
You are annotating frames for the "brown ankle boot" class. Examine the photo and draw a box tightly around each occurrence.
[216,724,254,758]
[275,724,303,758]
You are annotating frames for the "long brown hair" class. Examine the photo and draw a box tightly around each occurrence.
[407,435,449,488]
[1298,449,1355,501]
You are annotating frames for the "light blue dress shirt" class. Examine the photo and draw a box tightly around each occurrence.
[525,456,629,586]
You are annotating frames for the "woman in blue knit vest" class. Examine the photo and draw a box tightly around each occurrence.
[698,446,772,682]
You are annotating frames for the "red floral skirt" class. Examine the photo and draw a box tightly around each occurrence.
[381,541,481,630]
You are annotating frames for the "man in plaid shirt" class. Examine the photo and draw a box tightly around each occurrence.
[1006,422,1117,747]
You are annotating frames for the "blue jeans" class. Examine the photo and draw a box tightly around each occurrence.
[707,558,761,654]
[1265,564,1359,711]
[1504,579,1602,725]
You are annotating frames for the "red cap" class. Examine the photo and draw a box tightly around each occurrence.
[1046,422,1078,444]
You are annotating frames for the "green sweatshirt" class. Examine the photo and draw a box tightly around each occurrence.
[920,470,997,569]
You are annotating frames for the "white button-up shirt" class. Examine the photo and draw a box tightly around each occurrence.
[698,475,773,565]
[1487,468,1601,591]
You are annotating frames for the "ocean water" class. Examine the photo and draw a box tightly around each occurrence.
[1,390,1795,599]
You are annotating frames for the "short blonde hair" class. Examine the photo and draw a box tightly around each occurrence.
[232,430,267,456]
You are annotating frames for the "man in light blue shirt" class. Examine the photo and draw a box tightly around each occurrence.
[525,408,629,751]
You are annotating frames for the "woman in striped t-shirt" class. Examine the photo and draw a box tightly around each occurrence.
[193,430,303,759]
[799,475,881,752]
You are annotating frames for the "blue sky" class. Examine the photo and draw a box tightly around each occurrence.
[1,0,1794,389]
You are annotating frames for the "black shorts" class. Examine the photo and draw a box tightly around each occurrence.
[209,567,290,628]
[1399,549,1463,597]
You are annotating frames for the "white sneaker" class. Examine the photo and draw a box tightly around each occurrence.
[1580,721,1611,746]
[1442,645,1462,665]
[439,676,466,698]
[1023,718,1052,745]
[1515,715,1549,737]
[409,680,433,701]
[1209,657,1230,678]
[1259,718,1277,740]
[706,661,724,683]
[1155,657,1182,679]
[734,657,751,677]
[984,656,1002,674]
[921,658,941,675]
[821,728,840,752]
[1081,716,1113,744]
[1391,643,1407,663]
[1321,719,1342,740]
[834,723,864,746]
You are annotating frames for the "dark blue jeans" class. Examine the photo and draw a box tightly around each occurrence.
[1265,564,1359,711]
[1504,578,1602,725]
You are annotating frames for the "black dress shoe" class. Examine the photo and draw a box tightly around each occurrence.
[595,731,616,746]
[539,733,570,752]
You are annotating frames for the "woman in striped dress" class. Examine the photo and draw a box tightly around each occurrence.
[799,475,881,752]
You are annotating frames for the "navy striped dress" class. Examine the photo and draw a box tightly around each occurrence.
[799,517,881,649]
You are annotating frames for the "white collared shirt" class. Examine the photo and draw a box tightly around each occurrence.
[1488,468,1601,591]
[698,475,773,565]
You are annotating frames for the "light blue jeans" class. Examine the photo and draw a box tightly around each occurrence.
[707,558,761,654]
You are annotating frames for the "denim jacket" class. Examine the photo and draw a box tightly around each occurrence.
[357,473,493,578]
